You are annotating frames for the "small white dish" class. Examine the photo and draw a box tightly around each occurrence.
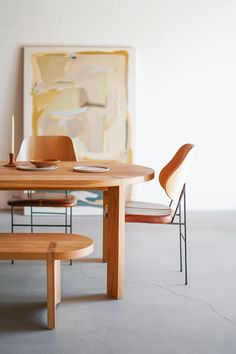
[73,165,110,173]
[16,164,59,171]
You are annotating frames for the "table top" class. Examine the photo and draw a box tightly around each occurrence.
[0,233,94,260]
[0,161,155,190]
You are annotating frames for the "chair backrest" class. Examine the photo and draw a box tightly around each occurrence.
[159,144,195,202]
[17,136,78,161]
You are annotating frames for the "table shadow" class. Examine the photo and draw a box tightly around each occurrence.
[0,302,46,332]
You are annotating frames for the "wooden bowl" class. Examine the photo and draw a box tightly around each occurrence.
[30,159,60,168]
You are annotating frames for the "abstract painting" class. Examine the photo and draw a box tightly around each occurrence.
[24,46,134,214]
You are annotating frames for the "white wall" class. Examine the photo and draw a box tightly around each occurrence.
[0,0,235,210]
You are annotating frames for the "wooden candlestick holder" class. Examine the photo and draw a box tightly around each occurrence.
[4,153,17,167]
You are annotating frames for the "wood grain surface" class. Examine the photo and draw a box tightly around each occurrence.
[0,161,154,190]
[0,233,94,260]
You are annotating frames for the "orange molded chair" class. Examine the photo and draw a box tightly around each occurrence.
[125,144,195,285]
[8,136,78,235]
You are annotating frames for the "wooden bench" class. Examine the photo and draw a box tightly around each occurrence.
[0,233,94,329]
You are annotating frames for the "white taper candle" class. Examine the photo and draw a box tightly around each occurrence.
[11,115,14,153]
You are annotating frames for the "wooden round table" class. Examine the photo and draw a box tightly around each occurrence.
[0,161,155,299]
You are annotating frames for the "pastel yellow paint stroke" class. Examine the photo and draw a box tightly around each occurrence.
[32,53,68,86]
[32,90,60,135]
[77,50,129,66]
[48,87,80,111]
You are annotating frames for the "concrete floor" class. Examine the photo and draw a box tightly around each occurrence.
[0,210,236,354]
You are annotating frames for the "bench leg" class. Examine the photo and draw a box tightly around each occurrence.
[47,258,61,330]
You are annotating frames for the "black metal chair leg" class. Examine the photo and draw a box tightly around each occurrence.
[172,184,188,285]
[178,203,183,272]
[70,206,73,266]
[30,206,33,233]
[11,207,14,233]
[184,223,188,285]
[183,187,188,285]
[65,207,68,234]
[70,206,72,234]
[11,206,14,265]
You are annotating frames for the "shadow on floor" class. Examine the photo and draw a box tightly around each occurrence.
[0,302,46,332]
[0,293,111,332]
[62,293,113,303]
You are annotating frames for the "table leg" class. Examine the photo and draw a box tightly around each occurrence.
[104,185,125,299]
[103,191,109,263]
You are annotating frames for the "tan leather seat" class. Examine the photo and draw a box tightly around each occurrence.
[125,201,172,224]
[8,192,77,208]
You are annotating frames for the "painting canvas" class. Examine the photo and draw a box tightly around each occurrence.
[24,46,134,214]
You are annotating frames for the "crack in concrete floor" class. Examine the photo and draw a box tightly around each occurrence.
[77,262,236,329]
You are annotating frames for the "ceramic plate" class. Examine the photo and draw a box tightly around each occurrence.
[16,164,60,171]
[73,165,110,173]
